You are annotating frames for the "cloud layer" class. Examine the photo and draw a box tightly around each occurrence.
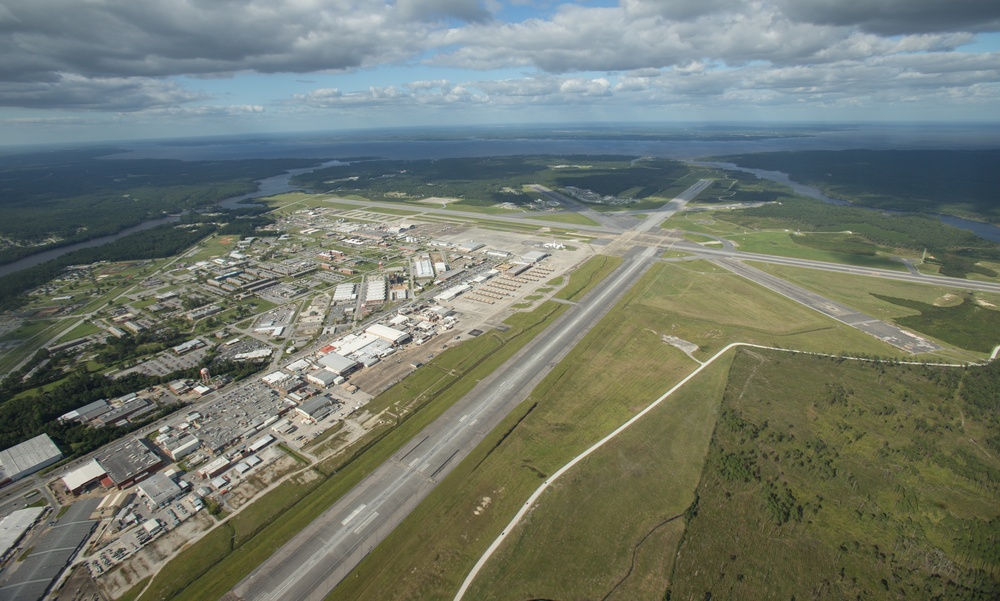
[1,0,998,120]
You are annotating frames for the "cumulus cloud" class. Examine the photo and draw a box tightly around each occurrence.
[774,0,1000,35]
[0,74,207,110]
[290,81,486,109]
[0,0,422,82]
[0,0,997,116]
[395,0,491,22]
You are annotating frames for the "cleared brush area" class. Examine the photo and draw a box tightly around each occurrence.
[671,349,1000,601]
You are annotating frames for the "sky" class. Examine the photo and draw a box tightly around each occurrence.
[2,0,1000,145]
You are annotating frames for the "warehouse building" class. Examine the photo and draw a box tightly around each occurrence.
[305,369,341,388]
[295,397,334,423]
[199,457,230,479]
[0,433,63,485]
[58,400,111,424]
[365,324,411,345]
[96,438,164,490]
[521,250,550,263]
[317,352,359,377]
[137,473,183,508]
[61,459,108,496]
[163,434,201,461]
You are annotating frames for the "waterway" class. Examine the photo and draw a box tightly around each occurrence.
[0,160,344,278]
[693,161,1000,243]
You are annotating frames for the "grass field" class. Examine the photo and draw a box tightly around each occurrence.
[525,212,602,226]
[670,348,1000,601]
[729,231,908,270]
[750,262,1000,357]
[464,352,737,601]
[55,321,101,343]
[633,261,901,359]
[328,257,904,601]
[130,301,570,601]
[185,234,238,263]
[554,254,624,301]
[873,294,1000,353]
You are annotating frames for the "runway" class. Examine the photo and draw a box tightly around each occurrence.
[231,246,661,601]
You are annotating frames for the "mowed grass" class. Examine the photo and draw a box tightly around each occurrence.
[671,349,1000,601]
[329,264,699,601]
[633,261,901,359]
[130,302,568,601]
[730,230,908,270]
[465,352,736,601]
[525,212,602,226]
[873,294,1000,353]
[554,254,624,301]
[329,258,902,601]
[750,262,1000,357]
[55,321,101,342]
[185,233,238,262]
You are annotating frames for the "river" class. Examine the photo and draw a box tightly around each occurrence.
[0,160,344,278]
[693,161,1000,243]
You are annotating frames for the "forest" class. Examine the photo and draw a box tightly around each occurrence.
[725,196,1000,278]
[0,148,318,265]
[715,149,1000,223]
[291,155,691,206]
[0,208,275,311]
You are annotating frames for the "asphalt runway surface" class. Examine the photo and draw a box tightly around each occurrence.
[231,246,660,601]
[712,258,941,353]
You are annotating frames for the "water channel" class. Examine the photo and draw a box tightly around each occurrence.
[0,160,343,278]
[693,161,1000,243]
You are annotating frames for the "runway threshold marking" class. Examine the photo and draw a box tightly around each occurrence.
[341,504,367,526]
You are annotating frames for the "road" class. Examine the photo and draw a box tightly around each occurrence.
[231,246,661,601]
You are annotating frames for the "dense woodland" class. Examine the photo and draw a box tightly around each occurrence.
[0,208,274,311]
[0,148,318,264]
[291,155,690,205]
[716,149,1000,222]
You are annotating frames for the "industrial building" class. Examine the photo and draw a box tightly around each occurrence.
[162,434,201,461]
[95,438,164,490]
[199,457,230,479]
[58,400,111,424]
[365,324,411,345]
[0,433,63,485]
[305,369,341,388]
[95,491,132,518]
[317,352,359,377]
[521,250,550,263]
[61,459,108,496]
[137,473,183,508]
[295,397,335,423]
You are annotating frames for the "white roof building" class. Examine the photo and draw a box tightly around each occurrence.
[365,324,410,345]
[0,433,63,483]
[61,459,107,494]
